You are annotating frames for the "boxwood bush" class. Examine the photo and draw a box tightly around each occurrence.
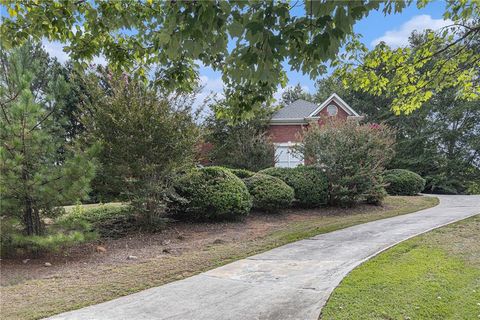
[260,166,328,208]
[57,204,136,238]
[244,174,294,212]
[171,166,252,220]
[228,168,255,179]
[384,169,426,196]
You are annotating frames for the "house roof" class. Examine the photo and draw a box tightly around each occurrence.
[270,93,359,124]
[270,99,318,122]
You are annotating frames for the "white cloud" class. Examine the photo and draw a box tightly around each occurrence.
[371,15,453,48]
[199,75,224,93]
[42,40,70,63]
[41,39,107,66]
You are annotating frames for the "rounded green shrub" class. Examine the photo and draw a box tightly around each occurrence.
[228,168,255,179]
[384,169,426,196]
[260,166,328,208]
[244,174,294,212]
[172,166,252,220]
[57,204,136,238]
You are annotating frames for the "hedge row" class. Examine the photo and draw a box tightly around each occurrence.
[58,168,426,232]
[169,166,329,221]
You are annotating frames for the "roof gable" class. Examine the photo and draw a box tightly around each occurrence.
[308,93,360,117]
[270,93,359,123]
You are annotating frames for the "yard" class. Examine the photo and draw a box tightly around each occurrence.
[320,214,480,319]
[1,196,437,320]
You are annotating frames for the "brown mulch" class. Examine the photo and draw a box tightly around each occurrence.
[0,206,372,287]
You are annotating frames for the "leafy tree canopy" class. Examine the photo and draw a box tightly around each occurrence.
[2,1,477,117]
[335,5,479,114]
[3,0,467,118]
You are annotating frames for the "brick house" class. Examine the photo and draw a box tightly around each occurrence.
[268,93,362,167]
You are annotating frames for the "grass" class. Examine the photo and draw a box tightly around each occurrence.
[1,196,438,320]
[320,214,480,320]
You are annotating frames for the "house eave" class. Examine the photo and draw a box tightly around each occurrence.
[269,118,308,125]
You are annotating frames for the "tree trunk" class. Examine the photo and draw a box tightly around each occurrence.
[23,196,42,236]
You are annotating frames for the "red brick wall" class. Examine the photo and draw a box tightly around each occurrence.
[267,124,307,143]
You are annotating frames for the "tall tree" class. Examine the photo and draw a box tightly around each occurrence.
[2,1,476,117]
[204,102,275,171]
[80,69,199,223]
[0,44,96,237]
[280,84,313,106]
[336,15,479,114]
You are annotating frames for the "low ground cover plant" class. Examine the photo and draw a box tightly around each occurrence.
[384,169,426,196]
[260,166,328,208]
[244,174,294,212]
[170,166,252,220]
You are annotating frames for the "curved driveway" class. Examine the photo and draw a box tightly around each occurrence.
[48,195,479,320]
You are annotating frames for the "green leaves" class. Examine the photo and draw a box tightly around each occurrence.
[1,1,477,117]
[0,0,398,117]
[336,22,480,114]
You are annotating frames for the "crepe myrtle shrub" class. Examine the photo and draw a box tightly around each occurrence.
[170,166,252,221]
[384,169,426,196]
[260,166,328,208]
[297,119,395,206]
[244,174,294,212]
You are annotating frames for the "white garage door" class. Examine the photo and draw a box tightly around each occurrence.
[275,145,304,168]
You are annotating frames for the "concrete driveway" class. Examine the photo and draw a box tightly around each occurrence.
[48,195,479,320]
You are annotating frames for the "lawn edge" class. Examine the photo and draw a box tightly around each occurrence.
[318,210,480,319]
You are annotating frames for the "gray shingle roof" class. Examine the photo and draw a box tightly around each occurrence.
[271,99,317,121]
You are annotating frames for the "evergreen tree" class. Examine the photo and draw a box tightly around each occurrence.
[0,44,96,239]
[280,84,313,106]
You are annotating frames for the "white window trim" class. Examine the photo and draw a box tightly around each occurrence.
[274,142,304,168]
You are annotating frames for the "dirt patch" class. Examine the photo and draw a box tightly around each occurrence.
[1,206,374,286]
[0,196,438,320]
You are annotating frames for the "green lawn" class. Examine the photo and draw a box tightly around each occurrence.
[321,214,480,320]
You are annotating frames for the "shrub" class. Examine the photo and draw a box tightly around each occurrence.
[297,119,395,206]
[260,166,328,208]
[83,71,199,225]
[228,168,256,179]
[244,174,294,212]
[57,204,137,238]
[171,166,252,220]
[384,169,426,196]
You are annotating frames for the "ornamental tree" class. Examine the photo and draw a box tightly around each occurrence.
[297,119,395,206]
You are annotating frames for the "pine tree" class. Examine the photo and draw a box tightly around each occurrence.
[0,44,96,240]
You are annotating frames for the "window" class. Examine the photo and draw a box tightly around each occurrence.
[274,145,304,168]
[327,104,338,116]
